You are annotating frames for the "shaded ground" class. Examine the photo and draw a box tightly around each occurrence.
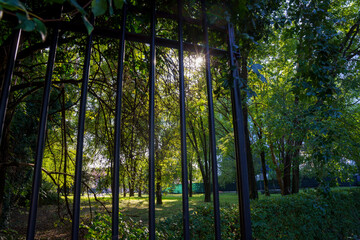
[7,205,73,239]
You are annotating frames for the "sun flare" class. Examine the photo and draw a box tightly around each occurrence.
[194,56,204,67]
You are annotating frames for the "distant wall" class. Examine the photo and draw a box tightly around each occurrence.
[166,183,205,194]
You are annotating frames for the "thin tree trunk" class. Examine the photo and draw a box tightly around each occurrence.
[187,120,211,202]
[243,106,258,199]
[123,181,126,197]
[189,160,193,197]
[61,87,72,218]
[204,176,211,202]
[283,137,292,195]
[156,169,162,205]
[239,51,258,199]
[292,96,301,194]
[138,185,142,197]
[283,150,292,195]
[138,167,143,197]
[269,143,285,195]
[292,140,302,193]
[253,101,269,196]
[260,150,270,196]
[199,116,212,202]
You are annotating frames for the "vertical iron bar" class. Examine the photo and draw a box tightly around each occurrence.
[178,0,190,239]
[27,27,59,240]
[227,23,252,240]
[0,30,21,144]
[148,0,156,239]
[71,18,94,240]
[201,0,221,239]
[112,4,127,239]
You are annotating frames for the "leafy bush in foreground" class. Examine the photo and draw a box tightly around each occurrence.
[86,213,149,240]
[249,188,360,240]
[86,188,360,239]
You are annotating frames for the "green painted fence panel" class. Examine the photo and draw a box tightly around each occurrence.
[165,183,204,194]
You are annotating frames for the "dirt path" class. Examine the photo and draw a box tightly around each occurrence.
[7,205,76,239]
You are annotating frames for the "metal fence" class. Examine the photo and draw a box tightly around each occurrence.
[0,0,252,239]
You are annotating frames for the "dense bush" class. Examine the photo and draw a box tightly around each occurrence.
[86,213,149,240]
[249,188,360,239]
[86,188,360,239]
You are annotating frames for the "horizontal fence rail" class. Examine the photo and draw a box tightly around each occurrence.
[0,1,252,239]
[55,22,231,57]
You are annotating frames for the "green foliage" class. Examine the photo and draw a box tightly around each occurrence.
[92,0,107,17]
[86,189,360,239]
[85,213,149,240]
[158,204,242,239]
[38,181,62,206]
[0,0,47,40]
[250,188,360,239]
[0,0,126,38]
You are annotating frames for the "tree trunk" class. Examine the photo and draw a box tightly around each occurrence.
[189,160,193,197]
[187,120,211,202]
[292,155,300,194]
[129,181,134,197]
[123,181,126,197]
[254,102,269,196]
[199,117,212,202]
[269,143,285,195]
[204,176,211,202]
[156,166,162,205]
[283,147,292,195]
[61,88,72,217]
[138,185,142,197]
[292,140,302,194]
[260,150,270,196]
[244,109,258,199]
[239,51,258,200]
[291,96,301,194]
[281,137,294,195]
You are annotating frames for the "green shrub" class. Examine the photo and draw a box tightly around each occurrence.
[85,213,149,240]
[250,188,360,240]
[86,188,360,239]
[158,204,242,239]
[160,188,360,239]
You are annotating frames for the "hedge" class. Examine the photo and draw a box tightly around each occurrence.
[86,188,360,239]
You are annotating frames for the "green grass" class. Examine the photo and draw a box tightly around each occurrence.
[77,192,272,223]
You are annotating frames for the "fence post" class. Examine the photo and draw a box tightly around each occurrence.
[0,30,21,144]
[71,16,94,240]
[148,0,157,239]
[178,0,190,238]
[112,4,128,239]
[201,0,222,239]
[227,23,252,240]
[27,26,60,240]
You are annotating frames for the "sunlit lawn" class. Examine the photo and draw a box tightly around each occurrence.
[75,192,272,223]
